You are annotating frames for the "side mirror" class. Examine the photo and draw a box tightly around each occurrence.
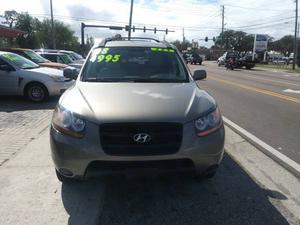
[193,70,207,81]
[0,64,14,72]
[63,67,78,80]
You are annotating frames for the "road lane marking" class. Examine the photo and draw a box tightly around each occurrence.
[208,65,300,86]
[206,67,300,87]
[225,72,300,87]
[283,89,300,94]
[209,76,300,104]
[223,116,300,179]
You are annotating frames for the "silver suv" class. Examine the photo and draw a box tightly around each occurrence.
[50,37,225,182]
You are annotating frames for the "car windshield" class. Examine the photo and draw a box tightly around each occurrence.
[82,47,188,83]
[63,52,76,61]
[24,50,48,63]
[1,52,39,69]
[60,54,73,64]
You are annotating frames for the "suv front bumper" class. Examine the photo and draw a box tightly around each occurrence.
[50,120,225,178]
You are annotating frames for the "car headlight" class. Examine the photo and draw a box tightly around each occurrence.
[52,76,65,82]
[52,106,85,138]
[195,108,222,136]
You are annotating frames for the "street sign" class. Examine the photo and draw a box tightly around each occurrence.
[254,34,268,52]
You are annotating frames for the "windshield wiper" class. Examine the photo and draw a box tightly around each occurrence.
[128,78,186,83]
[85,78,133,82]
[84,78,187,83]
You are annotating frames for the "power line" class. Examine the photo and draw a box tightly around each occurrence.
[231,20,294,31]
[228,17,295,29]
[30,13,221,31]
[225,4,293,12]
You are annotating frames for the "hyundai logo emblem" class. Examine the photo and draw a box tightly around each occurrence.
[133,133,151,143]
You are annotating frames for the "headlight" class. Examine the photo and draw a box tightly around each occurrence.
[52,76,65,82]
[52,106,85,138]
[195,108,222,136]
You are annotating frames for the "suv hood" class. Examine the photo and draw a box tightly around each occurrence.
[60,82,216,124]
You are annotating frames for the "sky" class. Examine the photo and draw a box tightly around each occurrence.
[0,0,296,47]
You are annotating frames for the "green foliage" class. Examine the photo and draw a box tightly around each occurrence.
[215,30,254,51]
[15,13,41,48]
[268,35,294,55]
[170,40,192,51]
[6,12,81,52]
[3,10,18,28]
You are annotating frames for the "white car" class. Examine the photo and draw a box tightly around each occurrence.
[0,51,74,102]
[217,55,225,66]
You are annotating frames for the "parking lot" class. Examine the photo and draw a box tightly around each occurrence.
[0,96,299,225]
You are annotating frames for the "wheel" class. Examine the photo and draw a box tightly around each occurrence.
[25,83,49,102]
[55,169,76,183]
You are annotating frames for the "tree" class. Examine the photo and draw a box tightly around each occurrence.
[11,12,80,51]
[269,35,293,55]
[2,10,18,28]
[36,19,80,50]
[170,40,192,51]
[215,30,254,51]
[14,13,41,48]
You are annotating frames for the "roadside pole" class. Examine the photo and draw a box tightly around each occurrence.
[221,5,225,48]
[293,0,298,70]
[128,0,134,40]
[252,34,256,62]
[50,0,56,49]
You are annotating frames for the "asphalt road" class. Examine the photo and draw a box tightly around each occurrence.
[191,62,300,164]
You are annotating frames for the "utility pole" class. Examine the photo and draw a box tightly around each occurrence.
[221,5,225,49]
[128,0,134,40]
[293,0,298,70]
[50,0,56,49]
[182,27,185,43]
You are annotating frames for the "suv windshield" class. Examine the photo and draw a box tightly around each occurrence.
[24,50,48,63]
[1,53,39,69]
[82,47,188,82]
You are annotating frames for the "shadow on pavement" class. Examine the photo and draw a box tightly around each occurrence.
[0,96,58,112]
[61,154,290,225]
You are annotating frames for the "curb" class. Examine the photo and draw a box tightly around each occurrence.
[223,117,300,179]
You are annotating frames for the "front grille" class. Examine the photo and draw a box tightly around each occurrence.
[87,159,194,171]
[99,123,183,156]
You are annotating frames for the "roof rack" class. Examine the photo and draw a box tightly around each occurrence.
[121,37,160,42]
[97,36,161,47]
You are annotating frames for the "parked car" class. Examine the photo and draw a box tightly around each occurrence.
[1,48,68,70]
[59,50,84,62]
[50,37,225,183]
[37,52,74,65]
[0,51,74,102]
[36,50,84,71]
[34,49,84,61]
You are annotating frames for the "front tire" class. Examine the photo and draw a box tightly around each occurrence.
[25,83,49,102]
